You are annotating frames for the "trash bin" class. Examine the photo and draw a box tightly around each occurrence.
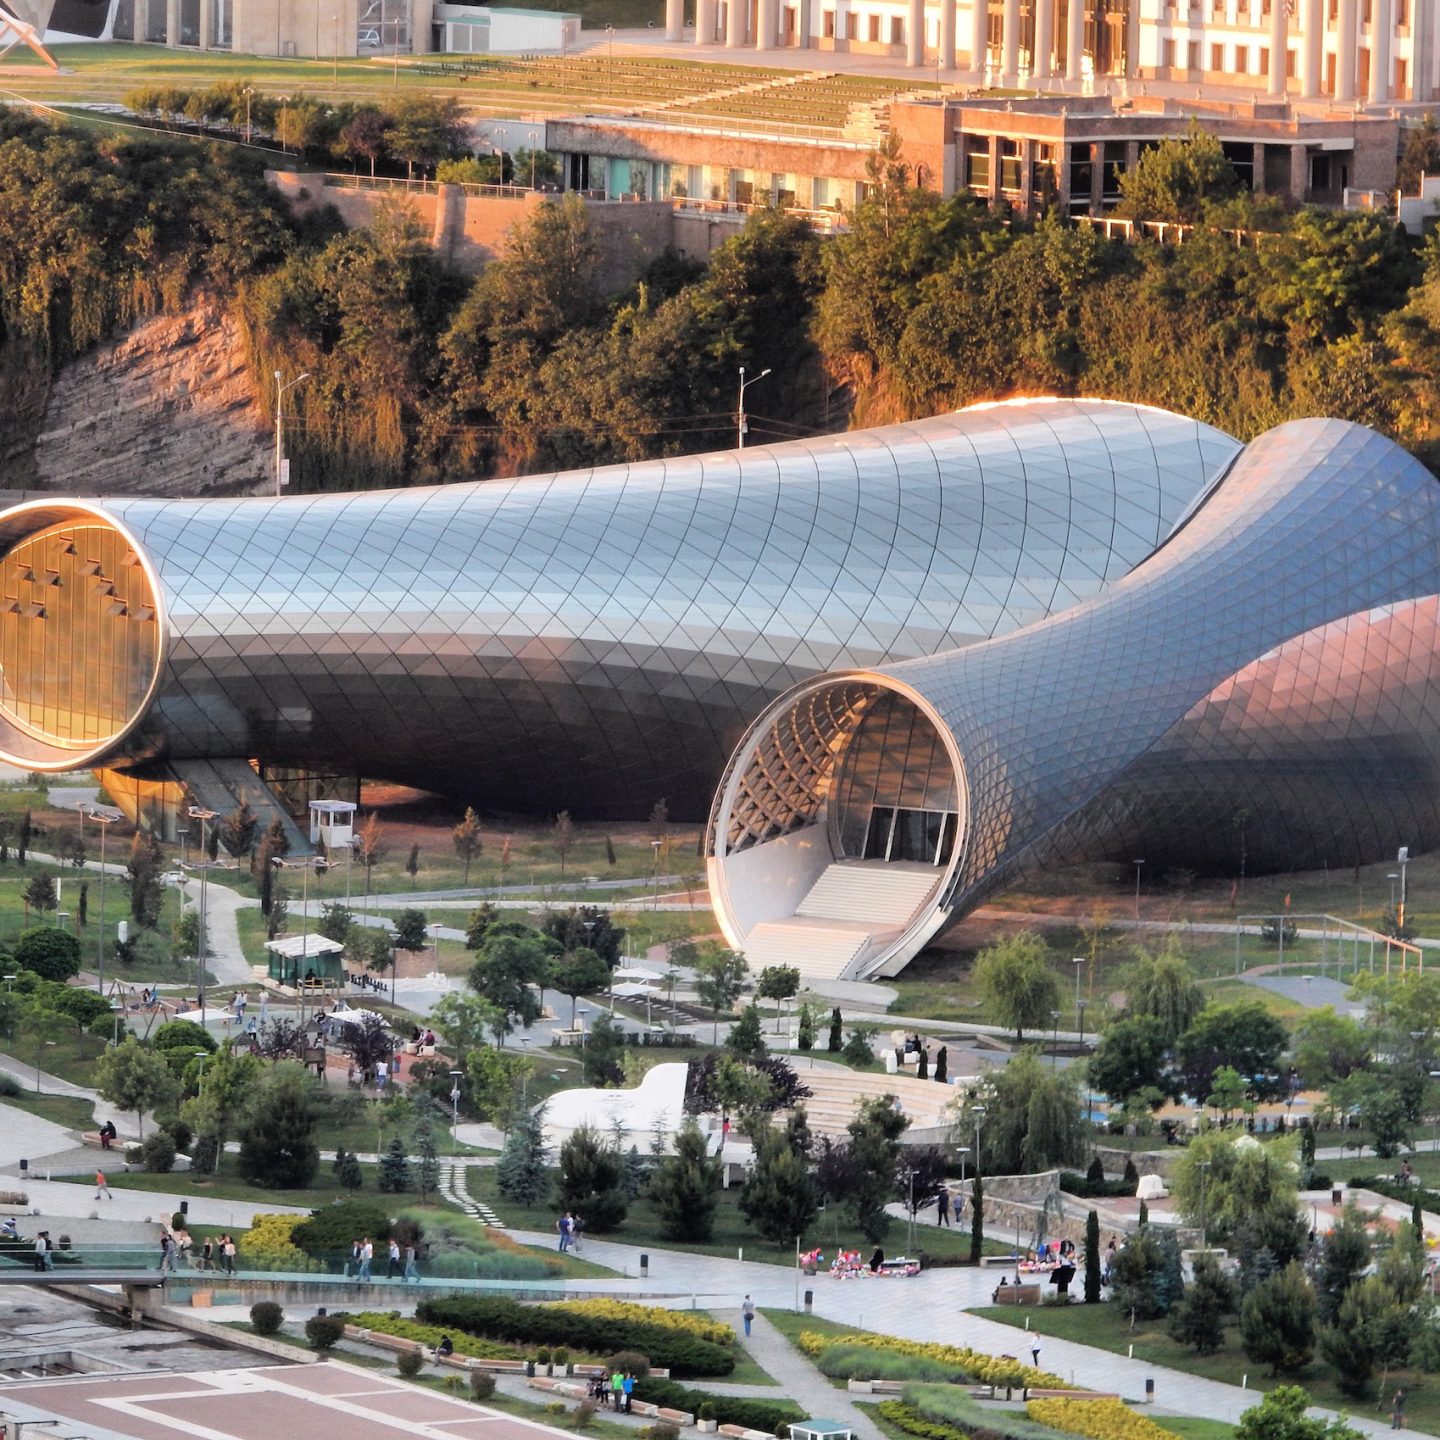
[1145,1379,1154,1403]
[640,1253,649,1278]
[317,1307,327,1318]
[1332,1187,1343,1205]
[804,1289,813,1314]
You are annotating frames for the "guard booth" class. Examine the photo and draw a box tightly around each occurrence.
[265,933,345,991]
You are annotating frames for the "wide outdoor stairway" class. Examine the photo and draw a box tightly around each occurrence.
[741,862,941,981]
[792,1064,957,1139]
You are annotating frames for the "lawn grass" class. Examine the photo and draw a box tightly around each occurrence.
[1156,1419,1237,1440]
[974,1302,1432,1433]
[761,1307,878,1342]
[0,1092,95,1130]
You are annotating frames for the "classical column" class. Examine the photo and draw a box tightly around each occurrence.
[199,0,213,47]
[1335,0,1357,99]
[165,0,179,45]
[726,0,745,48]
[1268,0,1287,95]
[1033,0,1054,78]
[1001,0,1019,80]
[666,0,683,41]
[757,0,776,49]
[798,0,811,47]
[970,0,987,77]
[1066,0,1084,81]
[907,0,924,64]
[1369,0,1392,101]
[1300,0,1322,96]
[940,0,956,71]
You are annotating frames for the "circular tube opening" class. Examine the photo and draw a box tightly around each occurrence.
[707,674,966,980]
[0,505,164,768]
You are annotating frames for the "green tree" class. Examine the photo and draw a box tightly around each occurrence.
[846,1095,909,1243]
[430,992,503,1056]
[387,94,464,179]
[405,844,421,883]
[452,806,484,883]
[556,1123,627,1232]
[971,1048,1088,1174]
[16,808,31,864]
[1176,1002,1288,1102]
[756,965,801,1033]
[549,948,612,1027]
[1168,1253,1239,1354]
[1292,1005,1372,1087]
[969,1173,984,1263]
[1331,1073,1412,1159]
[237,1062,319,1189]
[974,933,1060,1040]
[552,810,575,879]
[582,1011,626,1087]
[726,1003,767,1059]
[1206,1064,1247,1122]
[466,1044,533,1129]
[694,949,749,1044]
[93,1036,174,1140]
[1241,1263,1316,1375]
[1315,1201,1372,1323]
[1116,120,1240,222]
[1170,1130,1300,1245]
[741,1117,818,1244]
[496,1103,550,1204]
[379,1133,412,1192]
[412,1091,441,1203]
[318,901,354,945]
[1087,1015,1171,1105]
[127,831,164,929]
[1235,1386,1360,1440]
[827,1006,843,1052]
[467,927,551,1044]
[648,1117,720,1241]
[22,872,55,920]
[14,925,80,982]
[340,105,390,179]
[1124,944,1206,1044]
[843,1025,876,1066]
[220,802,258,859]
[333,1147,364,1192]
[180,1045,261,1170]
[1083,1209,1103,1303]
[1110,1224,1184,1319]
[797,1002,815,1051]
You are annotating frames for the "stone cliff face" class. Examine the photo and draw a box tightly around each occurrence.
[28,295,271,497]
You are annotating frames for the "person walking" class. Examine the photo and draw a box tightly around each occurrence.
[936,1185,950,1226]
[200,1236,214,1272]
[557,1213,572,1252]
[403,1242,419,1282]
[571,1214,584,1255]
[33,1233,47,1272]
[387,1237,401,1279]
[741,1294,755,1338]
[348,1238,361,1276]
[1030,1342,1041,1369]
[160,1233,177,1274]
[95,1168,111,1200]
[358,1236,373,1280]
[1392,1388,1408,1430]
[222,1234,236,1275]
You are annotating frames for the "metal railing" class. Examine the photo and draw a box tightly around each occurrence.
[0,1241,163,1274]
[318,172,536,199]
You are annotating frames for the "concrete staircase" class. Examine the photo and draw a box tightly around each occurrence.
[741,862,941,982]
[438,1159,501,1226]
[791,1064,957,1139]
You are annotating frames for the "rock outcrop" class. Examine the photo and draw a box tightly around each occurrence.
[32,295,270,497]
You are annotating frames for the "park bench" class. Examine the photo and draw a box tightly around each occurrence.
[991,1283,1042,1305]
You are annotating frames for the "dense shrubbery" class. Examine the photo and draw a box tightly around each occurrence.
[249,1301,284,1336]
[236,1213,318,1272]
[902,1385,1067,1440]
[1060,1171,1136,1199]
[631,1378,802,1434]
[305,1314,346,1350]
[796,1332,1063,1391]
[415,1296,734,1377]
[544,1300,733,1346]
[346,1313,518,1359]
[877,1401,967,1440]
[290,1200,394,1258]
[814,1343,960,1383]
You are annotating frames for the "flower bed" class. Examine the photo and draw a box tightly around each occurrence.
[633,1378,802,1435]
[902,1386,1075,1440]
[544,1300,734,1347]
[343,1313,520,1361]
[1027,1398,1178,1440]
[236,1214,319,1272]
[877,1401,968,1440]
[796,1333,1066,1391]
[416,1296,734,1378]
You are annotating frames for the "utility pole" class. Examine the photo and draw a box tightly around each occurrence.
[736,365,771,449]
[188,806,217,1019]
[274,370,311,496]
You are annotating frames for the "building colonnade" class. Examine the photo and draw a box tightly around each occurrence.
[663,0,1421,104]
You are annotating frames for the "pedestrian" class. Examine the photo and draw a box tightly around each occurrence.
[741,1294,755,1338]
[1030,1342,1041,1369]
[348,1238,361,1276]
[622,1371,635,1413]
[571,1213,584,1254]
[936,1185,950,1226]
[403,1242,418,1282]
[222,1234,236,1274]
[32,1232,46,1272]
[95,1167,111,1200]
[611,1370,624,1410]
[358,1236,373,1280]
[557,1213,572,1252]
[161,1233,176,1274]
[387,1237,401,1279]
[1393,1388,1408,1430]
[200,1237,214,1272]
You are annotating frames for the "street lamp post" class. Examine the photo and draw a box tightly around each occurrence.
[1198,1159,1210,1246]
[1072,956,1085,1023]
[1050,1009,1062,1067]
[1077,997,1089,1050]
[527,128,539,188]
[188,807,217,1020]
[1389,871,1400,923]
[736,365,771,449]
[86,809,116,999]
[1133,858,1145,920]
[450,1067,464,1152]
[651,839,662,910]
[1398,846,1410,932]
[273,370,311,496]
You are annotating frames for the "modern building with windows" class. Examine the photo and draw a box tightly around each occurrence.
[0,399,1232,833]
[707,417,1440,981]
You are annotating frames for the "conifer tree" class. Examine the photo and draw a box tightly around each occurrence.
[649,1118,720,1241]
[412,1092,441,1202]
[333,1147,364,1192]
[741,1120,817,1243]
[827,1006,844,1052]
[726,1002,766,1058]
[970,1174,984,1263]
[379,1134,412,1193]
[1084,1208,1102,1303]
[497,1104,550,1205]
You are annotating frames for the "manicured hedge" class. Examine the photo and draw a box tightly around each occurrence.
[814,1343,958,1383]
[877,1401,966,1440]
[903,1384,1065,1440]
[415,1296,734,1378]
[633,1378,802,1434]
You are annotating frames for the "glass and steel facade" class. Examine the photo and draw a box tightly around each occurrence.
[709,417,1440,978]
[0,398,1233,819]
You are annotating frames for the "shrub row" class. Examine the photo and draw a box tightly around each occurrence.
[814,1344,959,1384]
[877,1400,967,1440]
[345,1312,520,1360]
[1059,1172,1136,1200]
[1352,1175,1435,1210]
[1027,1398,1177,1440]
[632,1377,802,1434]
[415,1296,734,1377]
[904,1385,1065,1440]
[546,1299,733,1346]
[796,1333,1064,1391]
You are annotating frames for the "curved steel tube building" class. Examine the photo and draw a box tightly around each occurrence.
[0,398,1233,820]
[707,418,1440,981]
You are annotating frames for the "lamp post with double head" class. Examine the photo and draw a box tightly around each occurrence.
[188,807,217,1021]
[736,365,771,449]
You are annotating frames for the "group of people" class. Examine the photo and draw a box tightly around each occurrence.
[196,1234,239,1273]
[347,1235,420,1281]
[408,1025,437,1048]
[585,1369,638,1410]
[556,1212,585,1253]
